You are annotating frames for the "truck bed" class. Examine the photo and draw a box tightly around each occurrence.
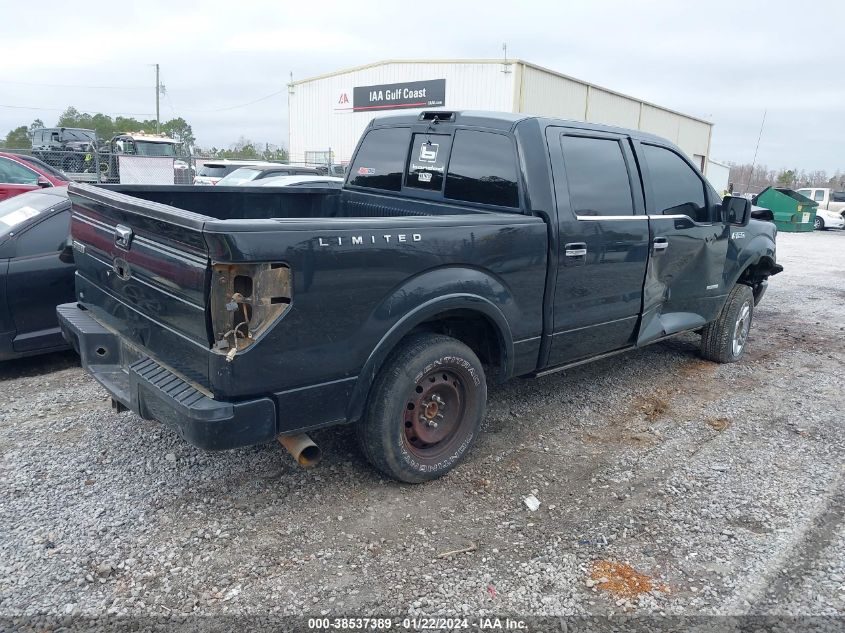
[101,185,491,220]
[66,182,547,408]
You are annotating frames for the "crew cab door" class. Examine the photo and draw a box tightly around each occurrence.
[6,208,75,352]
[635,142,729,345]
[545,129,650,366]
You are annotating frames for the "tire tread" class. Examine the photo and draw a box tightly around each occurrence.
[700,284,754,363]
[356,333,485,483]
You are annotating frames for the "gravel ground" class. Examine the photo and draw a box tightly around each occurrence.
[1,230,843,624]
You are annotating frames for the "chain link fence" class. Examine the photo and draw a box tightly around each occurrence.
[4,148,346,185]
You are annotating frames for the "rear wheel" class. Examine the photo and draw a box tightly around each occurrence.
[814,216,825,230]
[357,333,486,483]
[700,284,755,363]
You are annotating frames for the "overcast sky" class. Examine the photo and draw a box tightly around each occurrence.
[1,0,842,172]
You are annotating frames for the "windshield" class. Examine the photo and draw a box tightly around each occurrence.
[198,164,238,178]
[135,141,177,157]
[63,130,96,142]
[0,191,65,240]
[217,167,262,186]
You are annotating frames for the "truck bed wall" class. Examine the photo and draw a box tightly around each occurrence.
[101,186,491,221]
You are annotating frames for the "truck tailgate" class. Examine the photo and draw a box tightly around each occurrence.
[67,183,212,386]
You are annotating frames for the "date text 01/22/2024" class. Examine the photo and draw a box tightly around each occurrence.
[307,617,528,630]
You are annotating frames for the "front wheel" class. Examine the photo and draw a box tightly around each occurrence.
[357,333,486,483]
[700,284,755,363]
[814,216,825,230]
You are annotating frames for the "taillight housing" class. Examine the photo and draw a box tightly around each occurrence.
[210,262,292,361]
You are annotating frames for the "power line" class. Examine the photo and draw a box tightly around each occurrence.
[173,88,287,113]
[0,79,147,90]
[1,86,285,119]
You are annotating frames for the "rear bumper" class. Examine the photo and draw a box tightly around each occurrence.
[56,303,277,450]
[818,210,845,228]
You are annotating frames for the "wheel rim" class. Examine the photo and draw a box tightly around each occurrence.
[732,301,752,357]
[403,368,467,458]
[814,218,821,229]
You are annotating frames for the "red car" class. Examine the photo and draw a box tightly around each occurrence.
[0,152,69,201]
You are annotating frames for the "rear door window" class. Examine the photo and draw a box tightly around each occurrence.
[444,130,519,208]
[348,127,411,191]
[560,135,634,216]
[642,144,709,222]
[814,190,825,202]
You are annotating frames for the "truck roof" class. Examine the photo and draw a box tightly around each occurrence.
[32,127,95,133]
[370,110,671,144]
[115,133,178,143]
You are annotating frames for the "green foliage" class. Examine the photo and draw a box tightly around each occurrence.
[54,107,196,149]
[196,139,288,161]
[0,125,31,148]
[776,169,796,187]
[160,118,195,147]
[2,107,286,160]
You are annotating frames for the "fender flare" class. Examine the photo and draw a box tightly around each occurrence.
[727,234,777,289]
[345,293,514,424]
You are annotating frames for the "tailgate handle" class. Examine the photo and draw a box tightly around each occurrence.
[114,224,134,250]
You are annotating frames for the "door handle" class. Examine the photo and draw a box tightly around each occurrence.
[564,242,587,257]
[653,237,669,251]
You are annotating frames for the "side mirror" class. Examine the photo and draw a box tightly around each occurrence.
[721,196,750,225]
[37,177,52,188]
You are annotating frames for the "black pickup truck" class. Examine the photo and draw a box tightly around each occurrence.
[57,111,781,482]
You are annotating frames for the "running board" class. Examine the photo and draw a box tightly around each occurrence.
[534,330,691,378]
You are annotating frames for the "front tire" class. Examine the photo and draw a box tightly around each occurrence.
[357,333,486,483]
[700,284,755,363]
[814,216,825,230]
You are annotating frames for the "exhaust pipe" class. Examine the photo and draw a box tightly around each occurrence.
[277,433,322,469]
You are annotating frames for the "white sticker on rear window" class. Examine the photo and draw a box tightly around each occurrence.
[0,206,40,228]
[418,142,439,163]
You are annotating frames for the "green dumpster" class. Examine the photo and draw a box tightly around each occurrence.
[752,187,818,232]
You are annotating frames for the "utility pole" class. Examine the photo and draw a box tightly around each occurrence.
[155,63,161,134]
[744,109,766,195]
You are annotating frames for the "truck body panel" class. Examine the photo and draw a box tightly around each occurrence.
[58,110,780,454]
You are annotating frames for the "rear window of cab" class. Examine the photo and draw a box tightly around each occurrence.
[347,127,520,209]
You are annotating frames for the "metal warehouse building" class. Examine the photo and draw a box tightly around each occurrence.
[288,59,713,171]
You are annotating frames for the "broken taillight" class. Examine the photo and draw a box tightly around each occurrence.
[210,262,292,361]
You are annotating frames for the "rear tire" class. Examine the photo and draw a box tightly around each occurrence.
[700,284,755,363]
[814,216,825,230]
[357,333,486,483]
